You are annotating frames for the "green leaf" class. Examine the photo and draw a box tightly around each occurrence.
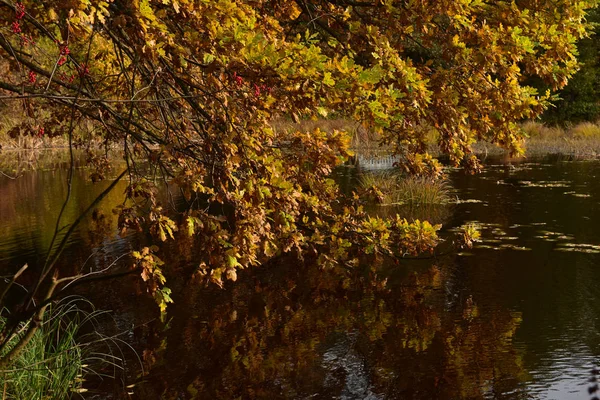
[139,0,156,22]
[359,65,384,85]
[323,72,335,86]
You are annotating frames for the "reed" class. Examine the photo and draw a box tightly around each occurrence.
[360,172,451,206]
[0,297,121,400]
[270,118,600,160]
[520,120,600,139]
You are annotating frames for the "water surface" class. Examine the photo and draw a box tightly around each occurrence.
[1,154,600,399]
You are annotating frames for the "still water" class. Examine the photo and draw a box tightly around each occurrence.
[1,154,600,399]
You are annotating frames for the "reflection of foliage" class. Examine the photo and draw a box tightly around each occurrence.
[135,257,527,399]
[0,167,127,263]
[0,149,79,176]
[443,304,526,399]
[85,208,114,248]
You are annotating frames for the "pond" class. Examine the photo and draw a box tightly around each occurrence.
[1,153,600,399]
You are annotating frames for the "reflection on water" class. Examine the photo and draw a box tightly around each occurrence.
[131,259,526,400]
[2,154,600,398]
[446,159,600,400]
[0,164,131,269]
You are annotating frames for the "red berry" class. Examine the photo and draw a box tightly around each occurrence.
[260,84,271,93]
[28,71,36,84]
[233,72,243,86]
[11,21,21,34]
[15,3,25,19]
[77,63,90,76]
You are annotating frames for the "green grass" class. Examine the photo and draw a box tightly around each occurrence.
[359,171,451,206]
[0,297,119,399]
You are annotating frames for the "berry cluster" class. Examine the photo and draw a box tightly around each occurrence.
[253,83,271,97]
[58,44,70,66]
[10,2,33,45]
[10,3,37,84]
[11,2,24,33]
[11,20,20,34]
[58,72,75,84]
[15,2,25,19]
[233,72,243,86]
[231,72,272,98]
[77,63,90,77]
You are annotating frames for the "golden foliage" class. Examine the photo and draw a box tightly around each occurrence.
[0,0,596,310]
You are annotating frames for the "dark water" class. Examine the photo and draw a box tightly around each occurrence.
[2,154,600,399]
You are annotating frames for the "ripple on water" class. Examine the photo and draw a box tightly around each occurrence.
[321,332,382,400]
[0,229,40,263]
[525,347,596,400]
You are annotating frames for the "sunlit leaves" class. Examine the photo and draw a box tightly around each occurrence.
[133,246,173,314]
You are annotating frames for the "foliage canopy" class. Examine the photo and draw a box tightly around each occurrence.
[0,0,596,319]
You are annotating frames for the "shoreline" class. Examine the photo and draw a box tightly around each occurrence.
[4,126,600,164]
[472,137,600,160]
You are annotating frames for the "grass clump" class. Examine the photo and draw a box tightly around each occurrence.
[510,120,600,158]
[0,297,117,399]
[570,121,600,138]
[360,171,451,206]
[520,120,600,140]
[520,121,565,139]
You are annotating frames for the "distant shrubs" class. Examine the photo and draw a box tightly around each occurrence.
[360,172,451,206]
